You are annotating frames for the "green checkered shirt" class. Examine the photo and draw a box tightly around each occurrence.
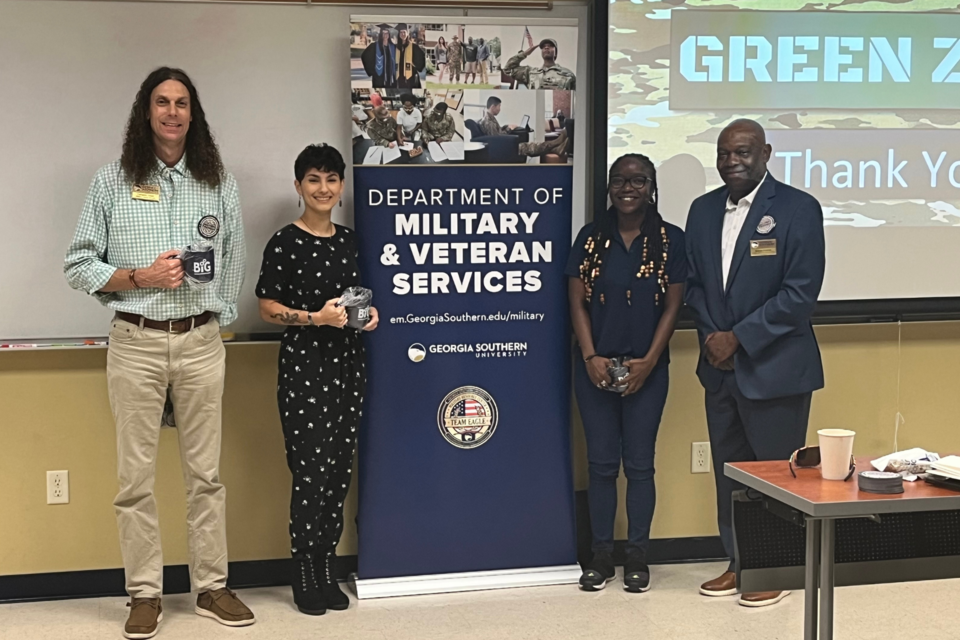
[64,155,246,325]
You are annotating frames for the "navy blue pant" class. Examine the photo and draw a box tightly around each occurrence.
[574,360,669,557]
[705,371,811,572]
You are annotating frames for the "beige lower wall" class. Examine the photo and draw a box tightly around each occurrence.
[3,322,960,576]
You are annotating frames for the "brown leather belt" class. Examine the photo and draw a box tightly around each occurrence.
[115,311,213,334]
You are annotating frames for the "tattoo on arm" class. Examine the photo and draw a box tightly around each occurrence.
[271,311,301,325]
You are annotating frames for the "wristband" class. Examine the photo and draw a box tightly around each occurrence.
[129,269,141,289]
[307,312,315,326]
[583,353,599,363]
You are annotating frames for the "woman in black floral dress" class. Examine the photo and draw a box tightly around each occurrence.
[256,145,378,616]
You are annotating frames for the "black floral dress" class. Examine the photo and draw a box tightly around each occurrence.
[255,223,366,559]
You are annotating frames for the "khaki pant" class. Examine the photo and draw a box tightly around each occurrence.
[480,60,489,84]
[106,317,228,598]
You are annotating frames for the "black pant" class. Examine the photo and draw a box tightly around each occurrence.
[277,329,366,559]
[705,371,811,572]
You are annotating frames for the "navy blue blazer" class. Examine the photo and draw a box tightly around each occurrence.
[684,175,825,400]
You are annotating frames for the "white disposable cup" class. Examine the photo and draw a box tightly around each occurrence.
[817,429,856,480]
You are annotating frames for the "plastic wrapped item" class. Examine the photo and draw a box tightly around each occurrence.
[871,448,940,481]
[605,356,629,393]
[179,242,216,288]
[338,286,373,329]
[885,458,935,477]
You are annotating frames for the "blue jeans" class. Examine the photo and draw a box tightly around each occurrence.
[574,360,669,557]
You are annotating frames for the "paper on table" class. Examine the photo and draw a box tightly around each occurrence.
[399,143,414,151]
[440,141,464,161]
[930,455,960,480]
[427,141,447,162]
[382,146,402,164]
[362,145,384,165]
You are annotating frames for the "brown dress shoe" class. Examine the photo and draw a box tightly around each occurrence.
[124,598,162,639]
[739,590,790,607]
[195,588,256,627]
[699,571,738,597]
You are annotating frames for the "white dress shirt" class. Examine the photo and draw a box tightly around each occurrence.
[721,173,767,289]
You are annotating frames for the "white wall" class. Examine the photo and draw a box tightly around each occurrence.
[0,2,590,339]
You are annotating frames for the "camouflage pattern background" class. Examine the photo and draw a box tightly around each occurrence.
[608,0,960,228]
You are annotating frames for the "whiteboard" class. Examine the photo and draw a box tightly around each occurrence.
[0,0,589,340]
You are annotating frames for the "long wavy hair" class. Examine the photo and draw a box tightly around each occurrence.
[579,153,670,305]
[120,67,224,188]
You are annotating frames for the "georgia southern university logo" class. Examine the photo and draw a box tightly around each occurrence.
[437,386,499,449]
[408,343,426,362]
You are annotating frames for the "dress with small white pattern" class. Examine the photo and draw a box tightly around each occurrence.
[255,223,365,559]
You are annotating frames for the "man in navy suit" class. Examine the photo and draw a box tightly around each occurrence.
[684,120,825,608]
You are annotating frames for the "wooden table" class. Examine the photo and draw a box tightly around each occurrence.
[726,457,960,640]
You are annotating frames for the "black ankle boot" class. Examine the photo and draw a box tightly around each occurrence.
[315,552,349,611]
[292,557,327,615]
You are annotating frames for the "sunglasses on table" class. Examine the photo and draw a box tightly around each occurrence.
[789,445,856,482]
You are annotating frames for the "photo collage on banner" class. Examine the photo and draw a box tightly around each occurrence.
[350,20,577,166]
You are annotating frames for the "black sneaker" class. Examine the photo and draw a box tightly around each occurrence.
[623,551,651,593]
[579,551,615,591]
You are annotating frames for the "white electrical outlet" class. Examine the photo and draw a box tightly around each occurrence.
[691,443,711,474]
[47,470,69,504]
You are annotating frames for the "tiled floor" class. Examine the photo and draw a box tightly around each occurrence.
[2,561,958,640]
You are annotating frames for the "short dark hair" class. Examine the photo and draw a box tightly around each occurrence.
[400,94,417,106]
[435,102,448,113]
[486,96,502,109]
[121,67,223,187]
[294,144,345,182]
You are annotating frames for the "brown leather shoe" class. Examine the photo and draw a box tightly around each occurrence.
[699,571,738,597]
[124,598,162,639]
[739,590,790,607]
[195,588,256,627]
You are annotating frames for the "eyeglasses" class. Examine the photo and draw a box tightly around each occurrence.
[789,446,856,481]
[609,176,650,190]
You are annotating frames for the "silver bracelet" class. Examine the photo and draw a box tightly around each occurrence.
[307,312,314,326]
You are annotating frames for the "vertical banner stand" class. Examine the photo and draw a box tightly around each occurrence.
[350,15,581,599]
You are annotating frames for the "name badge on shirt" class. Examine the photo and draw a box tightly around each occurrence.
[750,239,777,257]
[131,184,160,202]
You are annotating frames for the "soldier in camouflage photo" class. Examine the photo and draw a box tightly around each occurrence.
[366,105,399,148]
[421,102,457,143]
[503,38,576,90]
[445,35,463,85]
[478,96,567,157]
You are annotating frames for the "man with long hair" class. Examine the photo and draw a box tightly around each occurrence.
[65,67,253,639]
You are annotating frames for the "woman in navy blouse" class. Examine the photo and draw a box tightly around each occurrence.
[566,153,686,593]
